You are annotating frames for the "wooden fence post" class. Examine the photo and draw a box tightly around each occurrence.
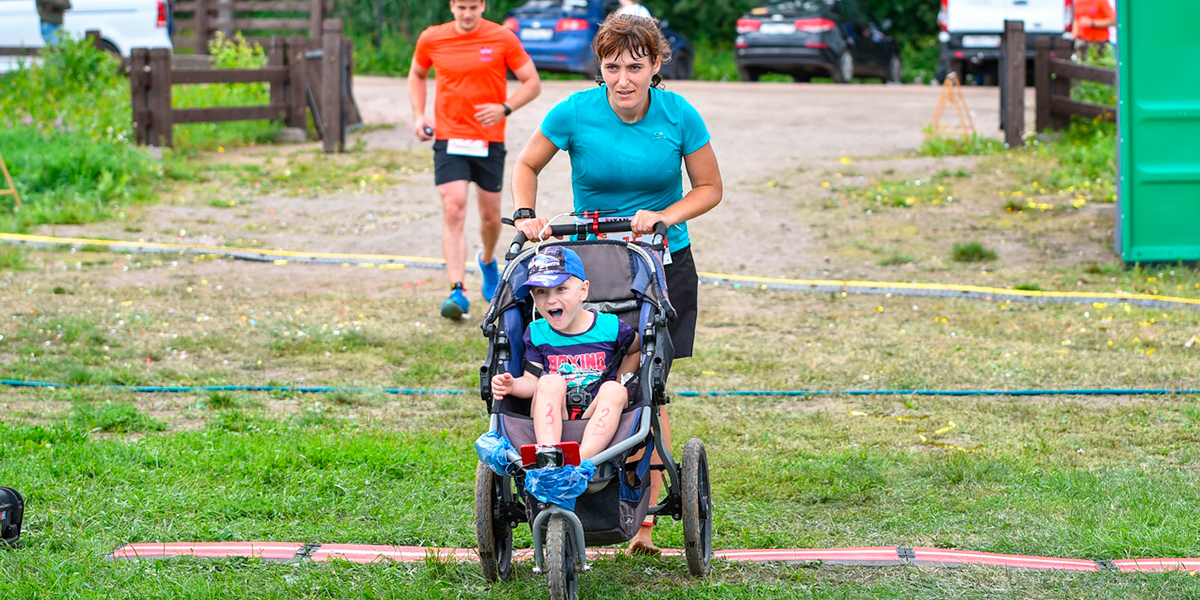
[195,0,211,54]
[322,19,343,153]
[267,38,284,115]
[285,36,308,130]
[310,0,325,42]
[1001,20,1026,148]
[130,48,151,145]
[1050,38,1072,130]
[147,48,174,148]
[1034,36,1051,132]
[85,30,102,51]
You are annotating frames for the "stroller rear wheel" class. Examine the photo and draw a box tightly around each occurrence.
[681,438,713,576]
[544,514,578,600]
[474,462,514,582]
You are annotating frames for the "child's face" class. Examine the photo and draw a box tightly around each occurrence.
[531,276,590,331]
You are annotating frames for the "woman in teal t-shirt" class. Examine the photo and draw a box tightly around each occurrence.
[510,13,723,556]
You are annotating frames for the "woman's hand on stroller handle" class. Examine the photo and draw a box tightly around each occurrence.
[505,218,668,261]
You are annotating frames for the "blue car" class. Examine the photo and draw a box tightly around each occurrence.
[503,0,694,79]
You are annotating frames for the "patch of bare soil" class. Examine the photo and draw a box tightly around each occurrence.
[31,80,1066,299]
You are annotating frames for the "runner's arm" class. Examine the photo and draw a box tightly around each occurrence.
[511,129,561,240]
[475,60,542,126]
[407,58,432,140]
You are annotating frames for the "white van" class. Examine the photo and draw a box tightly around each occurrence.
[936,0,1074,84]
[0,0,172,70]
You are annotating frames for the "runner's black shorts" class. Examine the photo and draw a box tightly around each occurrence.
[432,140,506,192]
[664,245,698,359]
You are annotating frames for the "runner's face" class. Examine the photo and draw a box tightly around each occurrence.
[532,277,590,332]
[601,49,660,117]
[450,0,485,33]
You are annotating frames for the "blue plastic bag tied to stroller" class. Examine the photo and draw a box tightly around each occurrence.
[475,430,519,476]
[525,460,596,511]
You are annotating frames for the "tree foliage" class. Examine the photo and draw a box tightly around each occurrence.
[339,0,938,46]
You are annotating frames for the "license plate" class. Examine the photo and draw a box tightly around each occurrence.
[519,28,554,41]
[961,35,1001,48]
[759,23,797,35]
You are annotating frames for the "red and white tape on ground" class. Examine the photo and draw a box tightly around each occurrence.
[108,542,1200,573]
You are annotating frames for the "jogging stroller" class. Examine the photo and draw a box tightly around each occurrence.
[475,218,713,599]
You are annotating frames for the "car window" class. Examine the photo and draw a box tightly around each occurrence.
[520,0,591,11]
[761,0,835,13]
[836,0,866,23]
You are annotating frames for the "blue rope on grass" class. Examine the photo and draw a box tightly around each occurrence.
[2,379,1197,397]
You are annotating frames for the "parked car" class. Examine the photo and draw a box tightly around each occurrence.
[503,0,694,80]
[735,0,901,83]
[0,0,172,70]
[936,0,1074,84]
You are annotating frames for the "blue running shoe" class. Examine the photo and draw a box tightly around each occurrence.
[440,283,469,320]
[479,252,499,301]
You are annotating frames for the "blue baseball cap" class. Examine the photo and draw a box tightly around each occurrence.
[515,246,587,297]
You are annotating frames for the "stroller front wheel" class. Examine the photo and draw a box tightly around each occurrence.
[544,514,579,600]
[681,438,713,576]
[474,462,514,582]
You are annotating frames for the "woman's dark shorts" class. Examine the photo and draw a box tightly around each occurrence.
[432,140,506,192]
[664,245,698,359]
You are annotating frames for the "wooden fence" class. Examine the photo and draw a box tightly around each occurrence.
[131,19,359,153]
[1034,36,1116,132]
[998,20,1116,146]
[172,0,335,55]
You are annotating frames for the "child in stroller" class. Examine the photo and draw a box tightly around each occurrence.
[489,245,641,461]
[475,218,712,600]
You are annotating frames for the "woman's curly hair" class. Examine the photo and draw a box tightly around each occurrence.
[591,13,672,89]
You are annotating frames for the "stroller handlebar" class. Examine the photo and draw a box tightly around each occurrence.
[505,219,668,261]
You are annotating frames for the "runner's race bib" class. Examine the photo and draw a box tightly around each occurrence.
[446,139,489,157]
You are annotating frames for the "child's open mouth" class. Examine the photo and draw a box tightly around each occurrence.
[548,309,564,319]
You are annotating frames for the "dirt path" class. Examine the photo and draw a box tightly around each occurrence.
[34,80,1042,297]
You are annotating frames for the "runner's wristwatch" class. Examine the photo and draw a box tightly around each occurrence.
[503,103,512,117]
[512,208,536,221]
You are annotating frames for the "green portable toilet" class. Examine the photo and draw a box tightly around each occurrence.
[1117,0,1200,262]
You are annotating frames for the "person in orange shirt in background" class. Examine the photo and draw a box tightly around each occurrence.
[409,0,542,320]
[1073,0,1116,53]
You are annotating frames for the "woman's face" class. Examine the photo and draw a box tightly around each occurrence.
[601,49,660,118]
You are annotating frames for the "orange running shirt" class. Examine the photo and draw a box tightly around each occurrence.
[413,20,532,143]
[1074,0,1115,43]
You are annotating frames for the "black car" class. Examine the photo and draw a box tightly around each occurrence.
[734,0,901,83]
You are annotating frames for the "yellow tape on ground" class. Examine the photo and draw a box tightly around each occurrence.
[4,232,1199,310]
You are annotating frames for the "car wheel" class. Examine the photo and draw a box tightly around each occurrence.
[737,67,763,82]
[886,55,902,83]
[665,50,693,80]
[833,51,854,83]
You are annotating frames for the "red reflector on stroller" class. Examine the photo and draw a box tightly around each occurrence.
[520,442,580,468]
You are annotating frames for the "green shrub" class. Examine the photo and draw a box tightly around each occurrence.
[952,241,997,262]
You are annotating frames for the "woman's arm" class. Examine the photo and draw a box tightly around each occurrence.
[511,129,561,241]
[630,142,723,235]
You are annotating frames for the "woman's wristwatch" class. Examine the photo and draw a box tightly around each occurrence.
[512,207,536,221]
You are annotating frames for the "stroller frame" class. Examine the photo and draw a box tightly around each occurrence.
[475,220,712,597]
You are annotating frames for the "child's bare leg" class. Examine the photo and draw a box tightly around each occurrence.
[532,374,567,446]
[578,381,627,460]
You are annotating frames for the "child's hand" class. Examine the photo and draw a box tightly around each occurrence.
[491,373,514,397]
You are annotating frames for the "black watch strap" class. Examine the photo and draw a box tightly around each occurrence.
[503,103,513,116]
[513,207,536,221]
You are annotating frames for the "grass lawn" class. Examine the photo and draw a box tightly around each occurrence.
[4,100,1200,596]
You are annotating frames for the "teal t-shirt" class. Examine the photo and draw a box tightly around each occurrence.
[540,86,711,251]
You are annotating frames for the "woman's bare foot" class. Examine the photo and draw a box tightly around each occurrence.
[626,525,661,556]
